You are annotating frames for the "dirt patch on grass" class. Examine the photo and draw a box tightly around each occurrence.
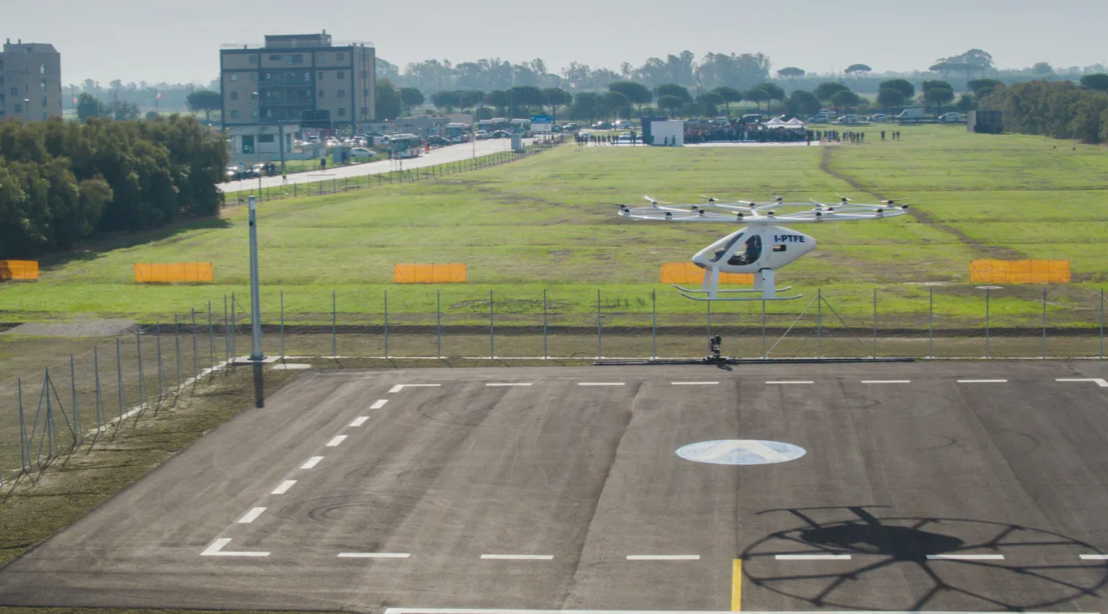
[819,146,1024,260]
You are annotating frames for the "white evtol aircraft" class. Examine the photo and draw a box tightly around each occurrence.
[619,195,910,301]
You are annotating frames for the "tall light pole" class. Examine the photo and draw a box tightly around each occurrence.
[22,98,30,122]
[247,195,264,362]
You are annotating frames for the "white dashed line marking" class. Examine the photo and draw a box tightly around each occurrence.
[626,554,701,561]
[371,399,388,409]
[237,507,267,524]
[389,384,442,393]
[338,552,411,559]
[958,379,1008,383]
[775,554,852,560]
[326,435,347,447]
[200,538,270,557]
[766,381,814,385]
[1080,554,1108,560]
[672,382,719,386]
[271,480,296,495]
[350,417,369,427]
[861,380,911,384]
[480,554,554,560]
[926,554,1004,560]
[1056,378,1108,387]
[578,382,625,386]
[301,456,323,469]
[486,383,533,387]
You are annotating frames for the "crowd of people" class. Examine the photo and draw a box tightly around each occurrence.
[684,123,810,144]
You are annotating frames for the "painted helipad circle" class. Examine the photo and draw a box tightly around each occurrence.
[676,440,806,465]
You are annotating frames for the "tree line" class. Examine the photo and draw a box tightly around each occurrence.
[0,116,229,258]
[979,75,1108,143]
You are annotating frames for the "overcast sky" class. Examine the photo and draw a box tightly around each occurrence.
[5,0,1107,85]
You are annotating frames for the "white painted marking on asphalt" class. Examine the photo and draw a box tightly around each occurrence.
[1057,378,1108,387]
[578,382,625,386]
[1080,554,1108,560]
[301,456,323,469]
[371,399,388,409]
[326,435,347,447]
[480,554,554,560]
[861,380,911,384]
[958,379,1008,383]
[350,417,369,427]
[200,538,270,557]
[766,381,814,385]
[389,384,443,393]
[385,610,1088,614]
[672,382,719,386]
[237,507,267,524]
[740,440,791,462]
[486,383,533,387]
[338,552,411,559]
[926,553,1004,560]
[775,554,852,560]
[271,480,296,495]
[626,554,701,561]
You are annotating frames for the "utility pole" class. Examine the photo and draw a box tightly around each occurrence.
[248,196,264,362]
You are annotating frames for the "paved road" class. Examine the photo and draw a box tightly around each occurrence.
[1,362,1108,612]
[220,139,522,193]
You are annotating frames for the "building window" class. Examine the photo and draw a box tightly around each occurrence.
[266,109,273,118]
[230,110,239,119]
[230,91,239,101]
[40,62,45,74]
[9,87,16,96]
[42,111,47,120]
[317,53,325,63]
[337,107,345,117]
[364,89,368,98]
[337,89,345,98]
[252,110,258,118]
[291,54,303,64]
[304,72,311,82]
[251,91,258,100]
[258,134,275,143]
[362,106,368,117]
[317,71,323,80]
[318,90,324,98]
[269,54,283,61]
[249,54,258,64]
[40,80,46,91]
[337,52,345,61]
[231,73,238,82]
[14,103,21,113]
[41,96,47,107]
[250,72,257,81]
[337,70,345,79]
[264,72,272,80]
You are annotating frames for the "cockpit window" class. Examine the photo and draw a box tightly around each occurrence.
[728,235,762,266]
[710,233,744,262]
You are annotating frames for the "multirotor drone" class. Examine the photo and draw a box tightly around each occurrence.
[619,195,910,301]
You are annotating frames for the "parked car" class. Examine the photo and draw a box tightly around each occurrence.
[613,120,631,129]
[475,130,490,140]
[739,114,763,124]
[838,115,861,124]
[868,113,888,122]
[425,135,450,146]
[563,123,579,131]
[348,147,377,159]
[712,116,730,125]
[896,108,925,121]
[491,130,512,139]
[806,115,830,123]
[592,121,612,129]
[939,112,964,123]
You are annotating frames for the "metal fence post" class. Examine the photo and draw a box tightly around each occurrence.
[816,288,822,360]
[191,308,199,378]
[489,290,495,359]
[436,290,441,358]
[137,328,145,409]
[1042,286,1047,359]
[384,290,389,359]
[174,315,182,389]
[929,287,934,359]
[230,292,237,360]
[94,346,102,429]
[651,289,657,360]
[279,291,285,358]
[985,287,991,358]
[762,299,767,359]
[332,290,337,357]
[70,356,80,442]
[155,322,164,400]
[1101,288,1104,359]
[18,377,27,472]
[706,300,711,346]
[207,301,214,370]
[596,289,602,359]
[543,289,549,359]
[116,337,123,421]
[872,288,877,359]
[223,295,230,363]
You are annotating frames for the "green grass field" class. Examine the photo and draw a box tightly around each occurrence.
[1,124,1105,327]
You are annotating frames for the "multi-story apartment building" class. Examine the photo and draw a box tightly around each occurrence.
[220,31,375,131]
[0,39,63,122]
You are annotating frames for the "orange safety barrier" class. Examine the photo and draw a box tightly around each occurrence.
[969,260,1070,284]
[393,263,467,284]
[0,260,39,281]
[660,263,753,285]
[133,262,214,283]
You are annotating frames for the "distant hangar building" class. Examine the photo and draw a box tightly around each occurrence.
[0,39,63,122]
[220,30,375,133]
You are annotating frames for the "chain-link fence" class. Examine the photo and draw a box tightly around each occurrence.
[225,138,562,206]
[3,284,1103,491]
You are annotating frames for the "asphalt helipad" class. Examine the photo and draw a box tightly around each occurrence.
[1,362,1107,612]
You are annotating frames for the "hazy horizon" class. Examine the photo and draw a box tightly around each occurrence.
[5,0,1107,85]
